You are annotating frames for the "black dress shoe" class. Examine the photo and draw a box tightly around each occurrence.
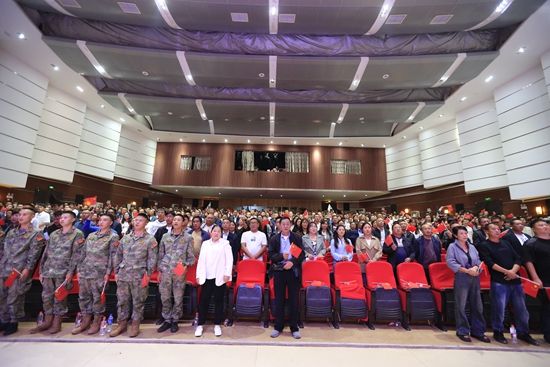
[518,333,540,346]
[170,322,179,333]
[472,334,491,343]
[0,322,8,331]
[155,317,165,326]
[157,321,171,333]
[457,334,471,342]
[3,322,18,336]
[493,331,508,344]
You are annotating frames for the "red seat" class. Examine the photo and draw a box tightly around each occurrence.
[396,262,442,330]
[300,260,337,328]
[227,259,267,326]
[479,262,491,290]
[323,252,334,271]
[429,262,455,325]
[365,261,402,328]
[333,262,369,324]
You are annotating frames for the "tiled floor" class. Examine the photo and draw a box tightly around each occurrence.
[1,320,549,366]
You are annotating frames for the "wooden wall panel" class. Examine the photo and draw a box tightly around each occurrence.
[153,143,387,191]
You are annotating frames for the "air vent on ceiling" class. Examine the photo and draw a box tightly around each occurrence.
[385,14,407,25]
[58,0,81,8]
[279,14,296,24]
[231,13,249,22]
[118,2,141,14]
[430,14,453,25]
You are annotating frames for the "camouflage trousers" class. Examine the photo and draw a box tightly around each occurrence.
[0,276,32,323]
[116,280,148,322]
[42,277,73,316]
[79,278,108,316]
[159,272,187,321]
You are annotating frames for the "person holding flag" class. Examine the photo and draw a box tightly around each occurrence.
[268,216,305,339]
[478,223,539,345]
[383,222,415,271]
[72,213,119,335]
[355,222,382,285]
[30,210,83,334]
[0,207,45,336]
[522,218,550,345]
[330,225,354,271]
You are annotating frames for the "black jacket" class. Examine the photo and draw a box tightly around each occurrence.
[372,226,390,241]
[472,229,487,248]
[268,232,305,276]
[502,230,530,257]
[382,235,415,269]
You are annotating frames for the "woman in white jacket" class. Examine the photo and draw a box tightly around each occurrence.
[195,225,233,337]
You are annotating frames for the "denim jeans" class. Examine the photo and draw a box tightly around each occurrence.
[490,282,530,334]
[454,272,486,336]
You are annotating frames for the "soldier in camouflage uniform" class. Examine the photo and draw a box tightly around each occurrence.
[0,207,44,336]
[110,213,158,338]
[157,214,195,333]
[72,213,119,335]
[30,211,84,334]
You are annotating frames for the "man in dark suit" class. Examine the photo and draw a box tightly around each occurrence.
[502,217,531,257]
[106,207,123,237]
[412,222,441,281]
[383,222,415,271]
[473,216,490,249]
[221,218,240,272]
[268,216,305,339]
[372,217,390,244]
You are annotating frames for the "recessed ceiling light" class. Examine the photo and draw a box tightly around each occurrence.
[439,114,444,117]
[259,73,265,77]
[365,194,368,196]
[18,33,25,40]
[316,142,319,145]
[175,189,178,192]
[179,138,183,142]
[202,139,205,142]
[361,143,364,147]
[167,112,172,115]
[79,72,84,76]
[231,12,249,22]
[261,117,265,120]
[382,74,389,79]
[293,141,297,144]
[270,141,273,143]
[485,75,493,82]
[383,144,386,147]
[100,104,105,108]
[120,118,125,122]
[225,139,228,142]
[247,139,250,143]
[402,136,406,139]
[339,142,343,146]
[496,0,511,13]
[280,194,283,197]
[76,86,83,92]
[218,193,221,195]
[157,138,160,141]
[260,194,262,197]
[419,126,423,130]
[322,195,324,197]
[518,47,526,54]
[51,64,59,71]
[359,117,364,121]
[460,97,467,102]
[343,195,346,197]
[270,6,277,16]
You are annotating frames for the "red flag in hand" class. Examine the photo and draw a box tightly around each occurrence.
[345,244,354,253]
[499,229,508,239]
[4,269,20,288]
[407,225,416,232]
[100,281,107,305]
[437,223,446,234]
[173,262,186,277]
[55,283,69,301]
[290,243,302,258]
[384,235,393,246]
[521,278,540,298]
[141,273,148,287]
[507,213,514,219]
[358,252,370,263]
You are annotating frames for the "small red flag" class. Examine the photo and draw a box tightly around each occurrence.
[521,278,540,298]
[358,252,370,263]
[173,262,186,277]
[345,244,354,253]
[55,284,69,301]
[507,213,514,219]
[384,235,393,246]
[468,222,475,228]
[290,243,302,258]
[245,283,255,289]
[311,280,324,287]
[4,269,20,288]
[407,225,416,232]
[384,218,390,225]
[437,223,446,234]
[83,196,97,206]
[141,273,148,287]
[303,210,308,216]
[499,229,508,239]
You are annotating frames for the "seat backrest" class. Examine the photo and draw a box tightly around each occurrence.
[235,259,266,289]
[365,261,396,289]
[186,262,198,286]
[428,262,454,290]
[323,252,334,270]
[334,261,363,286]
[479,262,491,289]
[396,262,428,288]
[302,260,330,288]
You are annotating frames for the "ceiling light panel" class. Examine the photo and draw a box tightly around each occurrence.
[278,14,296,23]
[154,0,182,29]
[365,0,396,35]
[176,51,196,86]
[269,0,279,34]
[466,0,515,30]
[76,40,114,79]
[431,53,466,87]
[118,2,141,14]
[231,13,249,22]
[385,14,407,25]
[269,55,277,89]
[430,15,453,25]
[57,0,81,8]
[348,57,369,91]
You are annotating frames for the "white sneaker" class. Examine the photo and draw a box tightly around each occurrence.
[214,325,222,337]
[194,325,203,337]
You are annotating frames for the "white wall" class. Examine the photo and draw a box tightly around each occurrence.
[76,109,122,180]
[455,98,508,193]
[115,127,157,184]
[29,86,86,182]
[494,64,550,200]
[0,51,48,187]
[419,119,463,189]
[385,138,423,190]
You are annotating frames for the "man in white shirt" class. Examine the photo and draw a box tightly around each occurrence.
[146,208,166,236]
[241,218,267,260]
[33,203,51,228]
[201,214,216,233]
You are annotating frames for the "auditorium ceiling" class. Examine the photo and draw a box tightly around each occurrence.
[11,0,548,145]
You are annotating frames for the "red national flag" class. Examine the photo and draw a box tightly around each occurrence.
[358,252,370,263]
[521,278,540,298]
[303,210,308,216]
[399,211,405,215]
[173,262,186,277]
[262,219,270,228]
[83,196,97,206]
[407,225,416,232]
[345,244,354,253]
[446,205,453,212]
[480,209,487,214]
[499,229,509,239]
[437,223,447,234]
[54,284,69,301]
[384,235,393,246]
[468,222,475,228]
[384,218,390,225]
[290,243,302,258]
[4,269,20,288]
[507,213,514,219]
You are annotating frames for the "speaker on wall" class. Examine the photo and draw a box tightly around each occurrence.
[142,197,149,208]
[321,202,329,211]
[390,204,397,213]
[192,199,200,208]
[343,203,350,211]
[75,194,84,204]
[455,203,464,212]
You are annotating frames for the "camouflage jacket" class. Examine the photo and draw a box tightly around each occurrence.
[114,231,158,282]
[40,227,84,278]
[158,231,195,273]
[0,225,45,277]
[77,230,119,279]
